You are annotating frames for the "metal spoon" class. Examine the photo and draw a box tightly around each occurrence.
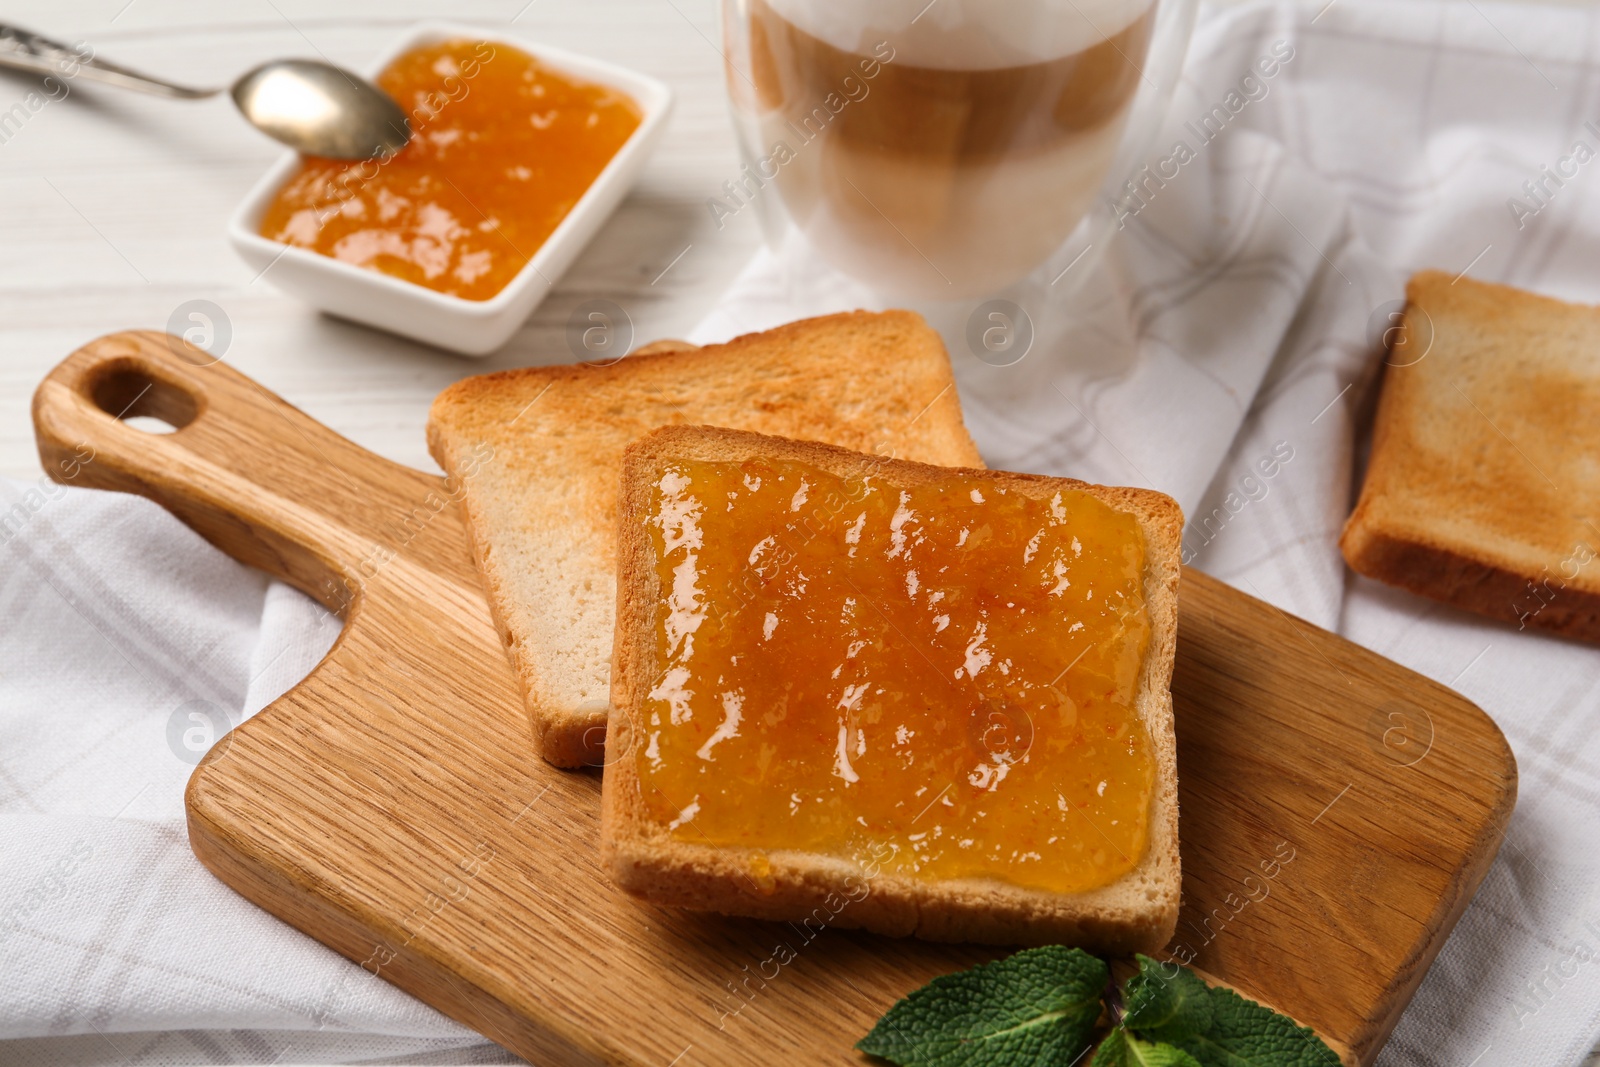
[0,23,409,159]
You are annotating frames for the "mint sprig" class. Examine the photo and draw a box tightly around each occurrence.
[859,950,1340,1067]
[855,945,1108,1067]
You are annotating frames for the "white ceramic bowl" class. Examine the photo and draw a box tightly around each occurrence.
[228,21,672,356]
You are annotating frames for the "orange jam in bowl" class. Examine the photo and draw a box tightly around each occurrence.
[636,458,1156,896]
[256,39,642,301]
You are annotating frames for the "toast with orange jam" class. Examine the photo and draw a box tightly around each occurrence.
[602,425,1183,949]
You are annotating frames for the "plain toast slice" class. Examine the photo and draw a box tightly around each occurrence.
[603,425,1182,950]
[427,311,983,766]
[1341,272,1600,642]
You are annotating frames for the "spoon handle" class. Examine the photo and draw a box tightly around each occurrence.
[0,23,217,99]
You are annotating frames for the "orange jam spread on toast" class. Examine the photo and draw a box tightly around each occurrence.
[257,39,641,300]
[636,457,1156,895]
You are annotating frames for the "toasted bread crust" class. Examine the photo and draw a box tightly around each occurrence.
[602,425,1183,949]
[1342,520,1600,641]
[426,311,984,766]
[1340,272,1600,644]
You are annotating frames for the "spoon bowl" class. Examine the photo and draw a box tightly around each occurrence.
[232,59,409,159]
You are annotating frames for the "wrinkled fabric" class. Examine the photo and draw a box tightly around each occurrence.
[0,484,515,1063]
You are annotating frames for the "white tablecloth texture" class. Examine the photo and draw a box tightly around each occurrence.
[4,1,1600,1064]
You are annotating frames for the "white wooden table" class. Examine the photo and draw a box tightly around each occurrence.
[0,0,771,482]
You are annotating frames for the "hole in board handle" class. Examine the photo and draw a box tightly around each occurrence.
[123,415,179,435]
[88,360,200,432]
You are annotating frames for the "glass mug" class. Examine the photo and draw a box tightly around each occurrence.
[718,0,1197,300]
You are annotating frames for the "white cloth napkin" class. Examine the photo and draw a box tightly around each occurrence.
[4,1,1600,1064]
[0,483,516,1065]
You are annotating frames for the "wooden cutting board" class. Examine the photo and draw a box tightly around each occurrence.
[32,331,1516,1067]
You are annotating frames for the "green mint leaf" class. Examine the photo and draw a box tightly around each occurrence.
[1091,1028,1205,1067]
[1091,1028,1133,1067]
[1121,954,1213,1043]
[1181,986,1342,1067]
[856,945,1108,1067]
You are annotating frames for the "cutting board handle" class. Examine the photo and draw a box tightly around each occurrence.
[31,330,448,615]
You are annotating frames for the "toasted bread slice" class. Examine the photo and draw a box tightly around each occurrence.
[427,311,983,766]
[1341,272,1600,642]
[603,425,1182,949]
